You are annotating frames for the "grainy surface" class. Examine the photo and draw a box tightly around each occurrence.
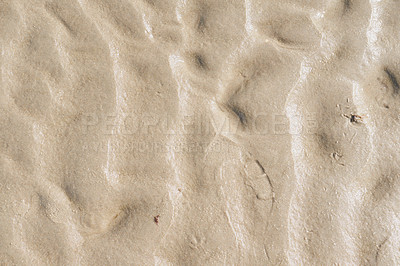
[1,0,400,264]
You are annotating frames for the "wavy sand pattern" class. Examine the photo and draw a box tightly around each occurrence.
[1,0,400,264]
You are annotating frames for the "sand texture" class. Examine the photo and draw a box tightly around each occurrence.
[1,0,400,265]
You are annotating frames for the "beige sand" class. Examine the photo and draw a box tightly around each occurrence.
[1,0,400,264]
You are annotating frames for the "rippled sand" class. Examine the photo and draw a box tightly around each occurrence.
[1,0,400,264]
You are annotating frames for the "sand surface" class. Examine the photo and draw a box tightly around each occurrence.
[1,0,400,264]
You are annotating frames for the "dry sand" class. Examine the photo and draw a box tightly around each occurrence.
[1,0,400,264]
